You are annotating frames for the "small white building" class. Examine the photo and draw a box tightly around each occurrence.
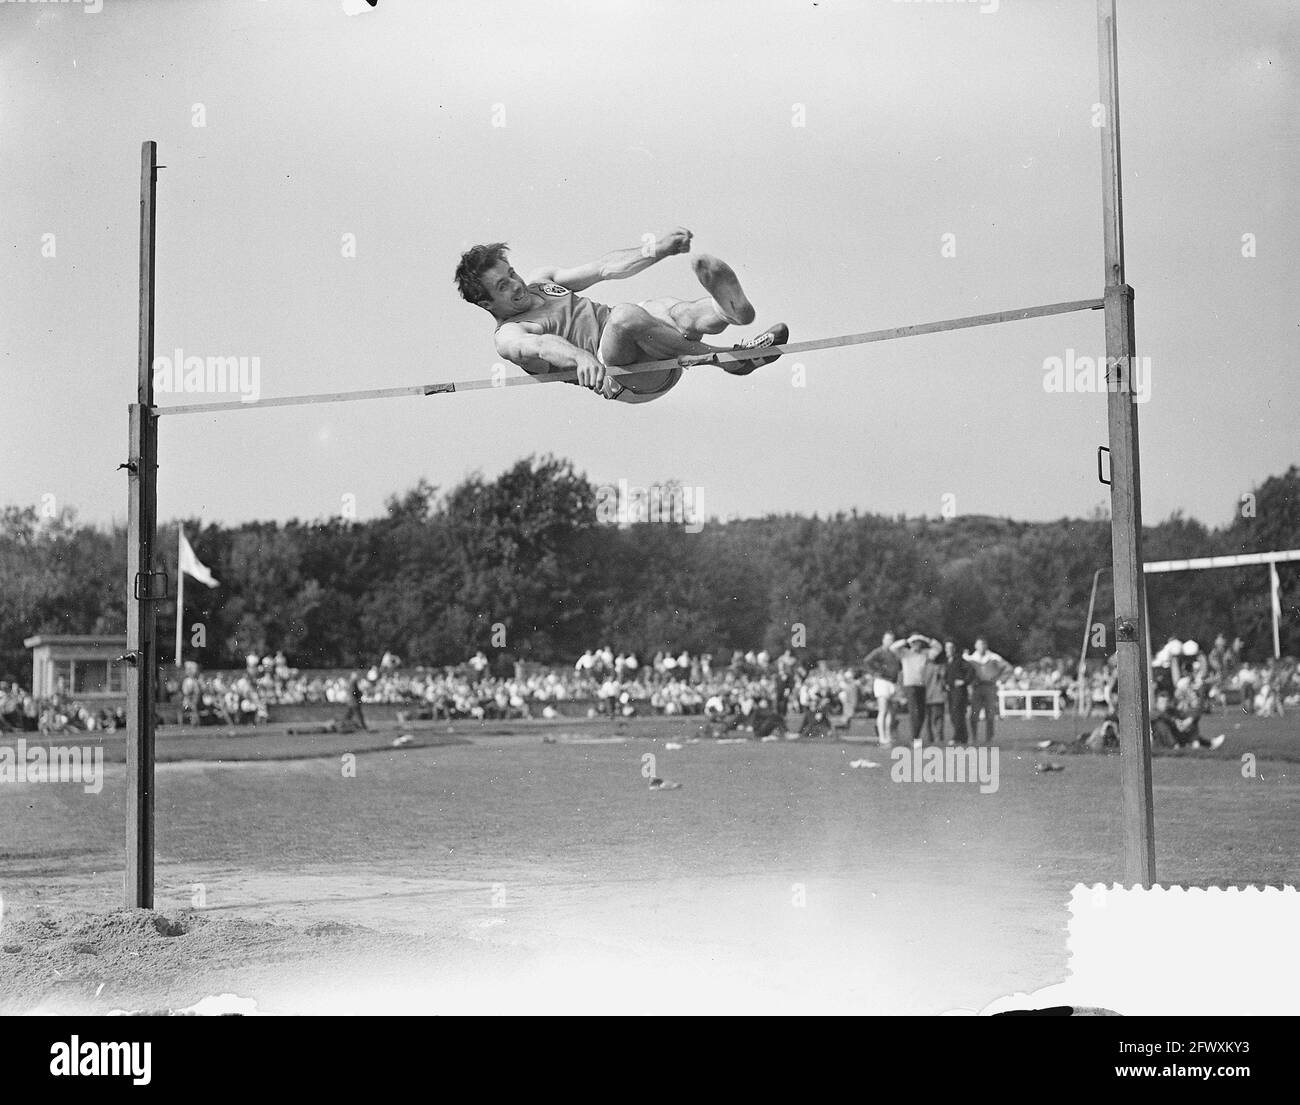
[24,635,127,701]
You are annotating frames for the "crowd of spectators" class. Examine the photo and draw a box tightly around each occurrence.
[150,646,862,734]
[0,682,125,734]
[1147,633,1297,719]
[4,631,1297,737]
[982,634,1298,720]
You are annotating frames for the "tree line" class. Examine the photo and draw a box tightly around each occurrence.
[2,458,1296,683]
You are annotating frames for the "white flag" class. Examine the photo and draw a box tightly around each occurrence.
[179,532,220,588]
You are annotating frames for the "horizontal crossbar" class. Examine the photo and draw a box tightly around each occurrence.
[153,296,1104,417]
[1144,549,1300,573]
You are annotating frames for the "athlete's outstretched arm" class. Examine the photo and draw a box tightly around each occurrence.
[527,227,693,292]
[495,323,613,393]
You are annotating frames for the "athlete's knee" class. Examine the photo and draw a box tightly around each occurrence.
[606,302,654,332]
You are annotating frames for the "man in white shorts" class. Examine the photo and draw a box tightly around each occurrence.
[863,632,902,746]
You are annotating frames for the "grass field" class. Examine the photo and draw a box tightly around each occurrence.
[0,712,1295,1014]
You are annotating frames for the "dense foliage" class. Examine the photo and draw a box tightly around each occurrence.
[2,458,1296,682]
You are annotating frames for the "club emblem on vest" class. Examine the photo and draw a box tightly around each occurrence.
[539,282,569,297]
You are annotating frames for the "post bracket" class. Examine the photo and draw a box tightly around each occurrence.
[132,569,169,601]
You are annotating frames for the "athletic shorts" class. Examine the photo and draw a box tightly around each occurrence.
[608,363,683,404]
[873,678,897,700]
[602,297,690,404]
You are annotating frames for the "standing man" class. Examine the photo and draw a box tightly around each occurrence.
[964,638,1012,745]
[180,661,203,728]
[1207,633,1229,678]
[344,670,369,732]
[863,632,902,746]
[598,673,620,717]
[775,652,797,720]
[922,643,948,745]
[838,672,860,735]
[943,641,975,745]
[1151,637,1183,696]
[893,633,940,747]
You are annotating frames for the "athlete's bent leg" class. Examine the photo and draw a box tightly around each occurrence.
[599,303,726,363]
[599,303,727,397]
[638,255,757,340]
[597,297,788,402]
[639,296,729,342]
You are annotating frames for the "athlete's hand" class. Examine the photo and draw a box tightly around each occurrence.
[574,351,607,392]
[596,374,623,400]
[655,227,693,258]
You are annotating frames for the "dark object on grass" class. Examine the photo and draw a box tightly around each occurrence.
[286,722,338,736]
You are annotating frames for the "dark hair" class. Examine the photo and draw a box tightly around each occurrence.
[454,242,510,306]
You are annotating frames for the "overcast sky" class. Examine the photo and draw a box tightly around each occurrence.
[1,0,1295,532]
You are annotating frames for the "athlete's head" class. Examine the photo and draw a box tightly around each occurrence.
[454,243,530,317]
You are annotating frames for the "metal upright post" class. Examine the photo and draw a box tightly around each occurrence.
[1098,1,1155,886]
[125,140,160,908]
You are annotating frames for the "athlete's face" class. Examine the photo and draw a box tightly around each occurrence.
[480,261,531,316]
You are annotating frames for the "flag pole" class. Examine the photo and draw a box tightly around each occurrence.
[1270,562,1281,660]
[175,525,185,668]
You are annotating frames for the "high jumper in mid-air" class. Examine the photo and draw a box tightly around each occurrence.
[454,229,788,403]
